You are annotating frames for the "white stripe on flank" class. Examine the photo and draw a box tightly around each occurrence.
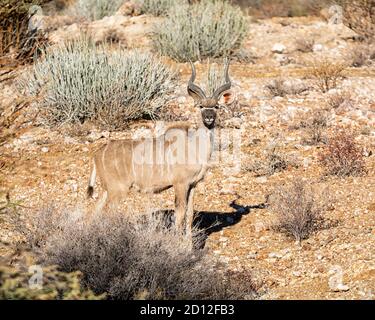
[89,161,96,187]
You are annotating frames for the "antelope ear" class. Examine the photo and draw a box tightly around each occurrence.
[218,89,236,106]
[187,87,205,102]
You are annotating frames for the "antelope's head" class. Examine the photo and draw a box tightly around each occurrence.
[187,59,234,129]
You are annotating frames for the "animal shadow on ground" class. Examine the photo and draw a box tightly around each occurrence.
[152,199,267,249]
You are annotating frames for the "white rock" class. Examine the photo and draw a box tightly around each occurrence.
[41,147,49,153]
[19,133,35,144]
[247,252,257,259]
[254,221,266,232]
[177,96,187,104]
[332,284,350,292]
[219,184,237,195]
[268,252,283,259]
[313,44,323,52]
[272,43,286,53]
[256,176,268,183]
[219,236,229,243]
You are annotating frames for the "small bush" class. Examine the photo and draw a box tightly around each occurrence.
[269,179,328,242]
[152,0,248,62]
[0,0,49,68]
[30,208,257,300]
[327,90,353,109]
[307,59,347,93]
[71,0,124,20]
[319,130,366,177]
[300,109,329,145]
[136,0,187,16]
[21,38,177,129]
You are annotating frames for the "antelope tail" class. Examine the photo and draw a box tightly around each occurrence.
[87,161,96,198]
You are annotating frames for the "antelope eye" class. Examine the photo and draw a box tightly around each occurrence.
[214,105,219,109]
[199,105,203,109]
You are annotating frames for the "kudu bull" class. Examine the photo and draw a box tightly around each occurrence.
[87,60,233,238]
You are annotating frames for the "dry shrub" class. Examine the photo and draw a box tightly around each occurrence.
[0,96,36,146]
[300,109,329,145]
[307,60,347,93]
[295,38,315,53]
[337,0,375,41]
[0,0,49,71]
[30,207,257,300]
[327,90,353,109]
[269,179,329,242]
[319,130,366,177]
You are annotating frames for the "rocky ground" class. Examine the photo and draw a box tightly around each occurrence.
[1,12,374,300]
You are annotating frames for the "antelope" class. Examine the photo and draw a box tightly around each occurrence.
[87,60,234,238]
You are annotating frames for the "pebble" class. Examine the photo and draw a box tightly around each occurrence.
[272,43,286,53]
[313,43,323,52]
[219,236,229,243]
[247,253,257,259]
[269,252,283,259]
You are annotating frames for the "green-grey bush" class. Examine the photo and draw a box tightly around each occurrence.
[152,0,248,62]
[72,0,124,20]
[136,0,187,16]
[22,38,178,128]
